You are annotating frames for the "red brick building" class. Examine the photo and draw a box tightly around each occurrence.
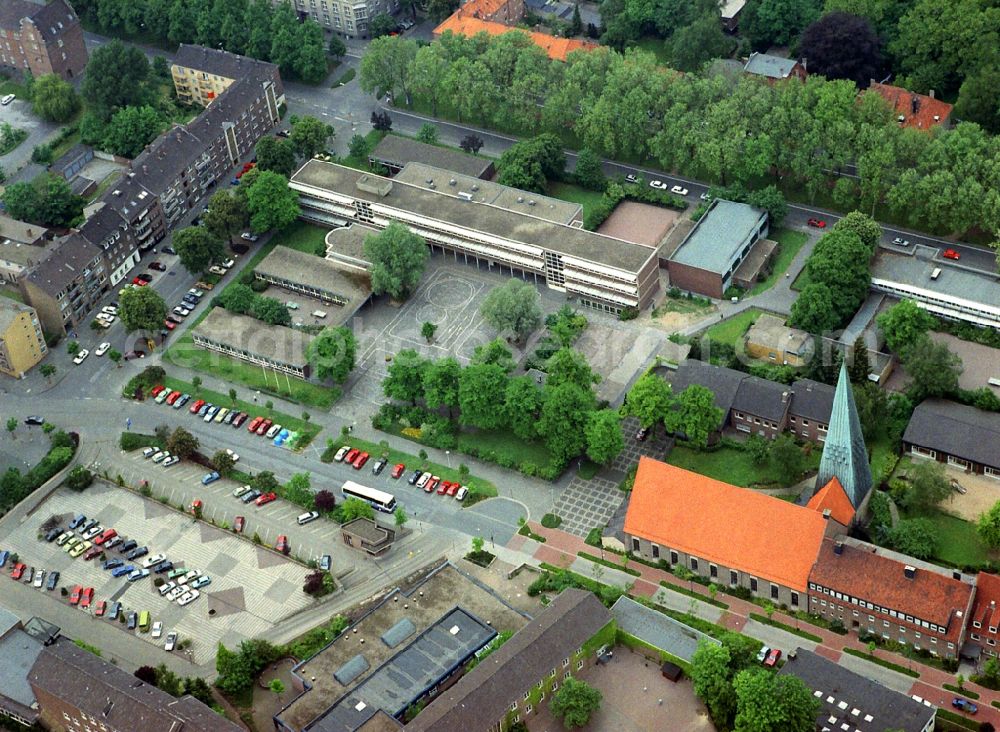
[968,572,1000,657]
[0,0,88,80]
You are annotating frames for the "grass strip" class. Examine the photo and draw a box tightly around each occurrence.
[518,524,546,543]
[935,708,981,730]
[658,580,730,609]
[841,647,920,678]
[579,551,642,577]
[942,683,979,700]
[747,613,823,643]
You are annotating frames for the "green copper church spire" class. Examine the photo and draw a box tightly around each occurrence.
[814,361,873,509]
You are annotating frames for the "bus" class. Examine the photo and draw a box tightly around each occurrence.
[342,481,396,513]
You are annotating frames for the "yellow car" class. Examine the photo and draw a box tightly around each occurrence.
[63,537,81,553]
[69,540,92,558]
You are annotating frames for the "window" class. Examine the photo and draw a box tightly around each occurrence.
[652,544,659,559]
[690,557,698,571]
[564,671,571,679]
[509,702,518,712]
[577,660,584,670]
[523,691,529,700]
[551,669,557,678]
[750,577,758,592]
[771,585,779,600]
[563,657,570,667]
[670,550,679,565]
[730,570,738,585]
[710,564,718,578]
[525,705,533,715]
[632,537,640,552]
[791,592,799,607]
[552,682,558,692]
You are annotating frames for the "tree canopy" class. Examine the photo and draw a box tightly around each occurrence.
[307,327,357,383]
[876,299,935,356]
[203,190,250,245]
[81,39,152,119]
[31,74,81,123]
[480,279,542,343]
[290,115,335,159]
[243,170,300,232]
[119,285,167,333]
[668,384,723,448]
[172,226,225,274]
[624,373,674,429]
[799,12,885,87]
[2,174,84,228]
[363,223,429,301]
[550,677,602,728]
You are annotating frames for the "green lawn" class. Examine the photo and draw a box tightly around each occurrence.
[547,182,607,221]
[749,229,808,295]
[705,308,765,347]
[790,266,812,292]
[901,508,992,568]
[0,286,24,303]
[160,375,322,447]
[270,220,330,256]
[667,444,820,488]
[466,428,559,472]
[652,295,714,317]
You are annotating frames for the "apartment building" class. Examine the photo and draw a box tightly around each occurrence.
[171,44,285,108]
[903,398,1000,478]
[968,572,1000,657]
[0,0,88,80]
[808,538,974,658]
[286,0,399,38]
[0,300,46,378]
[78,200,141,286]
[21,234,107,335]
[0,215,48,284]
[290,160,661,313]
[192,308,315,378]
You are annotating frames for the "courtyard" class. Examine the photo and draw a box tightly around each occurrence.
[598,200,681,248]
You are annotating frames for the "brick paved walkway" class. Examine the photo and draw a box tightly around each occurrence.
[518,522,1000,727]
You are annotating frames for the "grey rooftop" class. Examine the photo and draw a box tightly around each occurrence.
[669,199,767,273]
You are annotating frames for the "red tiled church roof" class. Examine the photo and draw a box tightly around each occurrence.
[806,477,855,527]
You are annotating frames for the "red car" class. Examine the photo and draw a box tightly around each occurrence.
[391,463,405,479]
[164,320,176,330]
[764,648,782,667]
[943,248,961,260]
[165,391,181,405]
[94,600,107,617]
[275,535,289,554]
[807,218,826,228]
[344,448,360,464]
[84,546,102,561]
[353,452,370,470]
[446,482,460,497]
[247,416,264,432]
[132,277,148,286]
[69,585,83,605]
[436,480,449,495]
[189,399,206,414]
[255,492,277,506]
[80,587,94,609]
[234,516,245,533]
[94,528,117,545]
[255,419,272,436]
[425,476,439,493]
[11,563,26,580]
[151,385,166,397]
[232,412,249,428]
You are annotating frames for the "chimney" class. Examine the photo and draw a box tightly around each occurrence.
[929,89,935,99]
[834,541,843,555]
[904,565,916,579]
[822,508,832,520]
[781,391,789,404]
[911,95,919,115]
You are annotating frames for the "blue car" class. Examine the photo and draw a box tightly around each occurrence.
[0,550,8,568]
[69,513,86,530]
[202,471,220,485]
[198,403,211,417]
[273,429,289,446]
[111,564,135,578]
[952,698,978,714]
[103,558,124,571]
[153,561,174,574]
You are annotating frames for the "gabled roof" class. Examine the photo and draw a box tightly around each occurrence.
[173,44,278,83]
[26,234,104,295]
[813,362,872,509]
[903,398,1000,472]
[789,378,835,423]
[0,215,46,246]
[624,457,829,592]
[868,82,952,130]
[433,18,597,61]
[669,359,745,426]
[805,477,855,527]
[972,572,1000,634]
[732,376,791,423]
[743,52,800,79]
[0,0,78,42]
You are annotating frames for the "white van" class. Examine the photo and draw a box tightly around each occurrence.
[310,310,328,319]
[297,511,319,525]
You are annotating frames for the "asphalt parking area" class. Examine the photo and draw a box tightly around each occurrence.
[4,482,312,664]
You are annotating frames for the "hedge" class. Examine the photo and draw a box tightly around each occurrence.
[747,613,823,643]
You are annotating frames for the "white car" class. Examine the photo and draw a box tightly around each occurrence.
[82,525,103,540]
[240,232,258,242]
[142,554,166,568]
[33,570,45,588]
[73,349,90,365]
[265,423,282,439]
[225,448,240,463]
[164,632,178,651]
[1,93,15,105]
[155,389,170,404]
[95,342,111,356]
[649,180,667,190]
[456,485,469,501]
[97,313,116,324]
[208,265,228,276]
[162,456,180,467]
[172,306,190,317]
[177,570,201,586]
[167,586,187,601]
[233,484,251,497]
[416,472,432,489]
[151,451,170,464]
[222,258,235,268]
[102,305,118,315]
[128,568,150,581]
[142,446,158,458]
[158,581,177,596]
[670,185,689,196]
[624,173,639,184]
[893,237,910,247]
[94,319,112,329]
[177,589,201,606]
[334,446,350,462]
[699,192,712,201]
[151,621,163,639]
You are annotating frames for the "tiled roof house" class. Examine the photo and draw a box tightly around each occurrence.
[903,398,1000,477]
[968,572,1000,658]
[869,82,952,130]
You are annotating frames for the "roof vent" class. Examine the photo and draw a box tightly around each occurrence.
[517,196,524,203]
[449,179,456,186]
[471,184,479,191]
[822,509,832,520]
[953,571,961,580]
[449,625,461,635]
[904,565,916,579]
[528,200,536,206]
[457,191,473,202]
[428,182,435,189]
[425,178,433,184]
[833,541,843,555]
[898,115,905,123]
[112,190,121,196]
[933,115,940,122]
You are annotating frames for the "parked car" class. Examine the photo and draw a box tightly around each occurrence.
[142,554,166,569]
[649,180,667,189]
[33,570,45,588]
[255,419,273,436]
[69,513,86,529]
[297,511,319,525]
[234,516,245,533]
[191,575,211,589]
[69,585,83,605]
[319,555,331,571]
[69,541,91,558]
[84,546,102,561]
[73,349,90,365]
[265,423,282,439]
[670,185,689,196]
[807,218,826,228]
[892,237,910,247]
[952,698,978,714]
[275,535,289,554]
[247,416,264,432]
[25,416,45,426]
[425,476,440,493]
[201,471,220,485]
[178,589,201,606]
[149,261,167,271]
[94,528,117,545]
[232,412,249,428]
[177,570,201,586]
[159,581,177,596]
[128,568,150,582]
[79,588,95,609]
[764,648,782,667]
[241,489,261,504]
[152,621,163,639]
[151,451,170,464]
[353,452,370,470]
[103,558,123,571]
[44,527,62,542]
[118,539,138,554]
[126,546,148,561]
[162,456,180,467]
[22,567,34,584]
[624,173,639,184]
[175,394,190,409]
[95,342,111,356]
[0,550,8,567]
[111,564,135,578]
[11,563,26,580]
[189,399,206,414]
[233,484,250,497]
[447,482,460,497]
[408,469,423,485]
[943,248,961,260]
[334,446,351,462]
[437,480,450,495]
[391,463,406,479]
[82,524,103,540]
[755,646,771,663]
[109,601,122,620]
[127,612,138,630]
[165,632,178,651]
[46,571,59,590]
[371,458,387,475]
[154,561,174,575]
[255,492,277,507]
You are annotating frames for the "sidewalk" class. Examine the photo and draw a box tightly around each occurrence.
[520,522,999,726]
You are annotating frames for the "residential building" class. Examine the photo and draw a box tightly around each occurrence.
[171,44,285,108]
[720,0,746,31]
[0,0,88,80]
[433,13,598,61]
[96,176,165,255]
[406,589,614,732]
[729,375,793,439]
[0,300,47,378]
[340,518,394,556]
[78,201,140,287]
[0,215,46,248]
[743,313,811,367]
[903,398,1000,478]
[870,250,1000,329]
[743,52,807,81]
[624,457,841,609]
[28,636,242,732]
[191,308,315,378]
[0,215,49,284]
[0,609,46,727]
[458,0,526,23]
[666,199,771,299]
[808,538,974,657]
[254,246,371,324]
[778,648,936,732]
[786,378,834,443]
[369,134,495,179]
[285,0,399,38]
[869,82,953,130]
[275,562,532,731]
[20,234,108,335]
[968,572,1000,657]
[290,159,661,313]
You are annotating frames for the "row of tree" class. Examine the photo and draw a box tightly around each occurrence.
[72,0,328,82]
[1,173,84,228]
[360,33,1000,247]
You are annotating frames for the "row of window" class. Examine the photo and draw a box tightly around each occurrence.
[734,412,780,430]
[871,281,1000,324]
[193,336,307,376]
[810,582,946,633]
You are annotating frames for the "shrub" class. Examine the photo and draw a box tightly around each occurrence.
[541,513,562,529]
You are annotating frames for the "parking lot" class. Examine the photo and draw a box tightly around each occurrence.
[3,482,313,664]
[0,96,59,178]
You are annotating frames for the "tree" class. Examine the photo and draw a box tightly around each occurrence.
[101,105,165,158]
[307,326,357,383]
[341,496,375,522]
[40,363,56,382]
[623,373,673,429]
[853,381,887,441]
[314,489,337,512]
[472,338,516,373]
[81,39,151,118]
[67,340,80,356]
[573,148,606,191]
[203,191,250,246]
[6,418,16,438]
[550,677,602,728]
[569,2,583,35]
[348,134,372,160]
[394,505,408,528]
[359,36,418,103]
[979,501,1000,550]
[585,409,624,464]
[32,74,81,123]
[251,471,280,494]
[848,335,871,383]
[383,349,429,404]
[887,518,938,559]
[213,451,236,476]
[733,668,819,732]
[269,678,285,698]
[798,12,884,87]
[902,459,952,514]
[746,434,771,465]
[428,0,460,21]
[255,136,297,177]
[903,335,962,401]
[669,13,734,72]
[134,666,158,685]
[251,296,292,326]
[480,279,542,343]
[166,427,199,459]
[460,134,484,155]
[328,35,347,59]
[954,65,1000,134]
[369,12,398,38]
[421,321,437,343]
[416,123,439,145]
[283,472,313,506]
[497,134,565,193]
[769,434,805,486]
[244,171,300,232]
[363,223,429,301]
[504,376,544,440]
[3,174,84,228]
[668,385,724,448]
[789,283,839,334]
[64,466,94,491]
[545,348,599,391]
[741,0,822,50]
[458,363,509,429]
[832,211,882,255]
[119,286,167,333]
[876,299,935,357]
[538,383,596,462]
[691,641,737,725]
[290,115,334,159]
[370,110,393,131]
[423,357,462,413]
[172,226,224,274]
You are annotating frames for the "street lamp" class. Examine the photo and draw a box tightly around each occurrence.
[445,450,451,468]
